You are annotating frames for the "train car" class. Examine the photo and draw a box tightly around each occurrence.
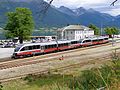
[12,36,109,58]
[41,42,58,53]
[80,39,92,47]
[12,41,57,58]
[91,37,99,45]
[91,36,109,45]
[97,36,109,44]
[102,37,109,43]
[57,40,71,50]
[70,40,80,49]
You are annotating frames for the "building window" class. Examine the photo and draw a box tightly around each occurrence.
[80,36,81,39]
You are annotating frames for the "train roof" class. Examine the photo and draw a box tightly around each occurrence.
[16,41,57,47]
[16,40,72,47]
[79,38,91,41]
[70,39,80,42]
[57,40,71,44]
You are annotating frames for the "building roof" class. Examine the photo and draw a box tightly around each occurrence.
[58,25,92,32]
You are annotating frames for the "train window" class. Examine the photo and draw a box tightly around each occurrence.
[32,45,39,49]
[92,40,98,42]
[79,40,82,43]
[55,44,57,47]
[64,43,66,46]
[29,46,33,50]
[66,43,68,46]
[83,41,85,43]
[51,44,56,48]
[45,45,47,49]
[33,45,36,49]
[21,47,25,51]
[59,43,64,47]
[99,39,103,41]
[60,44,62,47]
[36,45,40,49]
[83,40,91,43]
[74,41,78,44]
[50,45,52,48]
[58,44,62,47]
[60,44,62,46]
[48,45,51,48]
[52,44,55,48]
[71,41,76,44]
[104,38,108,40]
[71,42,73,44]
[86,40,91,42]
[51,45,53,48]
[58,44,60,47]
[21,46,28,51]
[14,46,21,52]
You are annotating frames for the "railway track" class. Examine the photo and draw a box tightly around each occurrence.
[0,43,112,70]
[0,55,111,82]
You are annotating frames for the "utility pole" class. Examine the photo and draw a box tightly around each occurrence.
[100,22,103,36]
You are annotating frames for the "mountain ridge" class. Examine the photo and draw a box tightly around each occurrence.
[0,0,120,28]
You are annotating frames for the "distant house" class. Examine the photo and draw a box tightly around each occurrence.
[57,25,94,40]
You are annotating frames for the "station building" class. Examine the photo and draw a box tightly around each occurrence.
[57,25,94,40]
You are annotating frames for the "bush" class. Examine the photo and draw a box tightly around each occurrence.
[67,59,120,90]
[24,74,34,82]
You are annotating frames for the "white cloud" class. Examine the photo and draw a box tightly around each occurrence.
[104,8,120,16]
[50,0,111,8]
[44,0,120,16]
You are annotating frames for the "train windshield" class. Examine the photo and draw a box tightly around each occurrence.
[79,39,83,43]
[14,45,22,52]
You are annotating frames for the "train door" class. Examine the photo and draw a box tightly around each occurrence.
[41,46,45,53]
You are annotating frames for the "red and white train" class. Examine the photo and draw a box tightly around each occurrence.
[12,36,109,58]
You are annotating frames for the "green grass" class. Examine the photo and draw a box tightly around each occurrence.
[2,74,73,90]
[24,74,73,87]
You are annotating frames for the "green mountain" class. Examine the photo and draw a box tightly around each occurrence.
[0,0,120,29]
[0,0,77,28]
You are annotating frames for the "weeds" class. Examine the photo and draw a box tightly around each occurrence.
[22,50,120,90]
[66,54,120,90]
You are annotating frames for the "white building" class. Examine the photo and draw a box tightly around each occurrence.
[57,25,94,40]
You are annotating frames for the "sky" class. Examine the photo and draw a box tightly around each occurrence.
[45,0,120,16]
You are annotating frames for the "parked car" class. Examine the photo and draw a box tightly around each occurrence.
[3,42,14,48]
[0,43,5,48]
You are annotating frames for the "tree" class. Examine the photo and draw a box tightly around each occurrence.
[105,27,119,46]
[5,7,34,44]
[88,24,100,35]
[104,27,119,37]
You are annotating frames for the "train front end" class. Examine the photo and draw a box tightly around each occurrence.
[12,45,22,59]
